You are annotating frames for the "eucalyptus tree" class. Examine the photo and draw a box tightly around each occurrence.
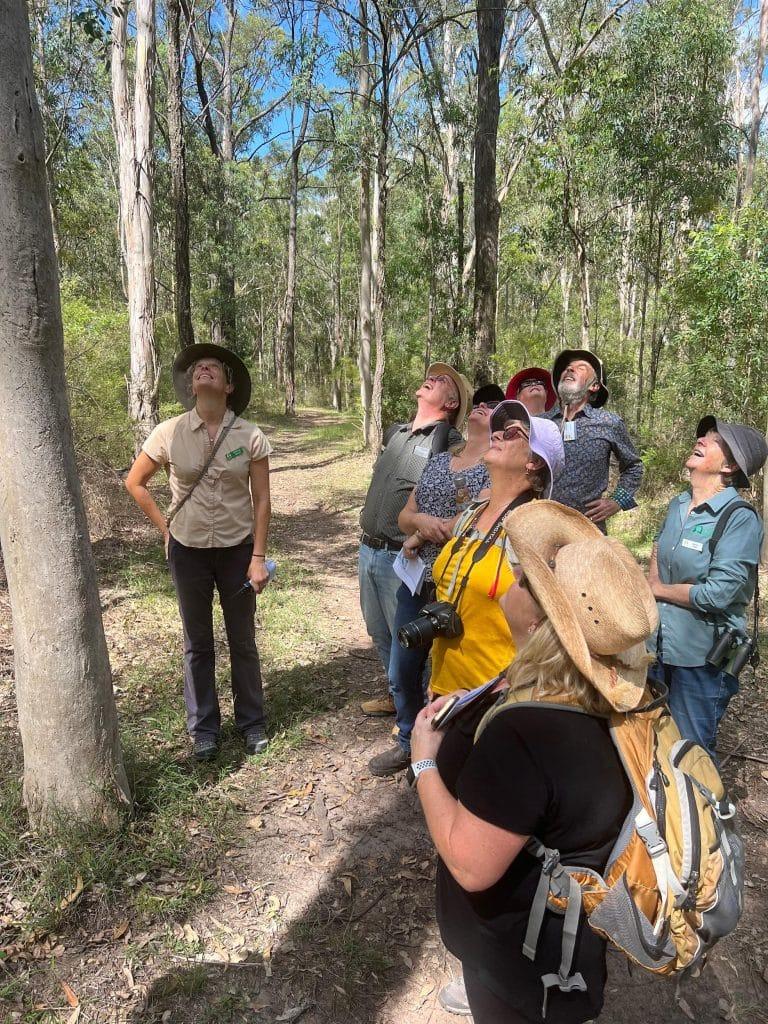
[0,0,130,827]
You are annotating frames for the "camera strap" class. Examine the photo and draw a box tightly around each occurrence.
[439,493,533,611]
[707,498,760,646]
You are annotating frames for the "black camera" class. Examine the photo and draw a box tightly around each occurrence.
[706,628,759,677]
[397,601,463,649]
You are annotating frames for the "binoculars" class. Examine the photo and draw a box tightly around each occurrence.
[706,628,758,677]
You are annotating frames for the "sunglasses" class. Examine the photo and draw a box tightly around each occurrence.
[472,400,501,410]
[494,422,530,442]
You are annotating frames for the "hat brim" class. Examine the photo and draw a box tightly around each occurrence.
[426,362,470,426]
[490,401,557,498]
[552,350,608,408]
[502,501,652,711]
[172,344,252,416]
[505,367,558,411]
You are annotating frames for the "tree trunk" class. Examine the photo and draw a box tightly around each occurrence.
[282,3,320,417]
[744,0,768,199]
[0,0,131,827]
[357,0,373,446]
[472,0,504,384]
[167,0,194,350]
[112,0,159,450]
[30,0,61,259]
[370,56,390,454]
[331,195,344,411]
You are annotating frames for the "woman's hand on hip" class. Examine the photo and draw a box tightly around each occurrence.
[410,704,445,762]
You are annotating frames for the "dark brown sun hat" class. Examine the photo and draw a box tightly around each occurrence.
[172,344,252,415]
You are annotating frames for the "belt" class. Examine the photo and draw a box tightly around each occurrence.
[361,532,402,552]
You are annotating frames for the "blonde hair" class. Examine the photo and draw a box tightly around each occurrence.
[504,620,612,717]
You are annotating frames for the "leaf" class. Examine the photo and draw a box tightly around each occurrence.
[340,874,353,898]
[58,876,84,911]
[246,816,264,830]
[60,980,79,1007]
[398,950,413,969]
[66,1008,81,1024]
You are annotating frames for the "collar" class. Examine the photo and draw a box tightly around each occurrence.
[188,408,236,432]
[549,402,596,421]
[690,485,741,514]
[409,418,448,436]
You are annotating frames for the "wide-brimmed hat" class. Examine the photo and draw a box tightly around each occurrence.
[505,367,557,411]
[552,349,609,408]
[426,362,472,426]
[489,400,565,499]
[696,416,768,489]
[502,501,658,711]
[173,344,252,415]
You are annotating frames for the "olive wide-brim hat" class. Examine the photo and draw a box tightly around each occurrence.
[172,343,252,416]
[696,416,768,489]
[502,501,658,712]
[426,362,472,427]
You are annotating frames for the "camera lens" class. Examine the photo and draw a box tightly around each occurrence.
[397,616,437,649]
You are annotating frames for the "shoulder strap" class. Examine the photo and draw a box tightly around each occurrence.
[167,412,237,527]
[430,419,452,455]
[707,499,757,556]
[383,422,400,447]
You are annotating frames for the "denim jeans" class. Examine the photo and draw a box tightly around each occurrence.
[650,657,738,761]
[358,543,401,677]
[389,583,434,754]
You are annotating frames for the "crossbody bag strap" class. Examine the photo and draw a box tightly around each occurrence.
[166,412,237,527]
[706,498,760,640]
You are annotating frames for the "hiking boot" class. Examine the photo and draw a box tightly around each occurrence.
[360,694,396,717]
[244,727,268,756]
[438,976,471,1016]
[192,736,219,763]
[368,745,410,777]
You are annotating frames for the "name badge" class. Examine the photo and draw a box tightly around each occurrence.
[563,421,576,442]
[414,444,432,458]
[225,447,245,461]
[681,538,704,552]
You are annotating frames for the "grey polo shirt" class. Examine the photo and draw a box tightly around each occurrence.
[359,420,462,545]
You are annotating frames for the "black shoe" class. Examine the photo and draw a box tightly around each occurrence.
[368,745,410,777]
[244,727,268,756]
[193,736,219,762]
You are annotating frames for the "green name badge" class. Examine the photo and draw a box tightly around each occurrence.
[225,447,245,461]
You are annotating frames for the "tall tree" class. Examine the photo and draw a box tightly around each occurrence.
[0,0,131,826]
[112,0,160,447]
[167,0,195,349]
[472,0,505,383]
[357,0,374,445]
[281,1,321,416]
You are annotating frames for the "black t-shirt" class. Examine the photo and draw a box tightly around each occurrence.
[435,701,632,1024]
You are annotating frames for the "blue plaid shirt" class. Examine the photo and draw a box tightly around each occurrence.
[545,404,643,519]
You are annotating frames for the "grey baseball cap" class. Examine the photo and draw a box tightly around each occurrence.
[696,416,768,488]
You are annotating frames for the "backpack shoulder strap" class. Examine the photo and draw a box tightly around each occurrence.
[430,419,452,455]
[707,499,758,556]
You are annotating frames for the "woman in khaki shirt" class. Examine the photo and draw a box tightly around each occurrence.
[126,344,271,762]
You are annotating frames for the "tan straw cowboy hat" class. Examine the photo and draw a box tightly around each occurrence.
[502,501,658,711]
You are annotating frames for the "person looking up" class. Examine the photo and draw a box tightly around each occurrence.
[367,396,496,777]
[547,349,642,530]
[504,366,557,416]
[358,364,471,716]
[427,401,564,700]
[125,344,271,762]
[411,500,656,1024]
[648,417,767,759]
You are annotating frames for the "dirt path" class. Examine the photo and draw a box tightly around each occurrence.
[2,410,768,1024]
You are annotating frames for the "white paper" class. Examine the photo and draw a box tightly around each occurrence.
[393,549,427,596]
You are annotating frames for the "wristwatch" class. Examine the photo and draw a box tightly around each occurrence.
[411,758,438,783]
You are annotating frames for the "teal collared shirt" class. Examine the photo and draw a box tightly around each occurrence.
[653,487,763,667]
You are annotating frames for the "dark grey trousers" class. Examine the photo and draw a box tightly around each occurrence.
[168,534,265,740]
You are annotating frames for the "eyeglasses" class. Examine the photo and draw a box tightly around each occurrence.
[494,423,530,442]
[427,374,452,385]
[472,400,500,410]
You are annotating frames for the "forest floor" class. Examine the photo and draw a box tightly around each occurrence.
[1,409,768,1024]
